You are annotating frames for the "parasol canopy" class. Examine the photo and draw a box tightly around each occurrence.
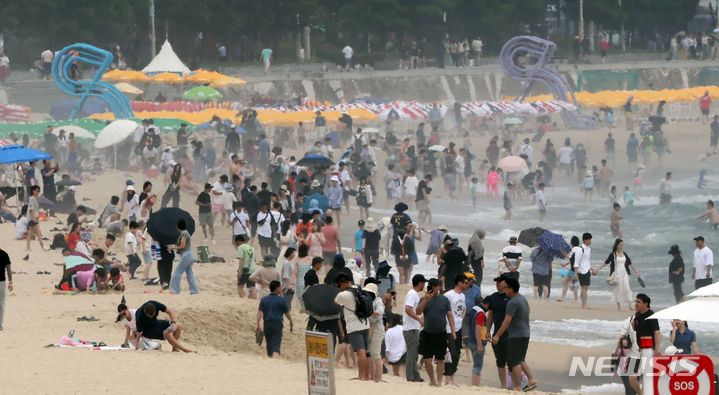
[301,284,342,320]
[0,145,53,164]
[498,155,528,172]
[296,155,334,168]
[52,125,95,140]
[182,86,223,101]
[147,207,195,246]
[94,120,139,149]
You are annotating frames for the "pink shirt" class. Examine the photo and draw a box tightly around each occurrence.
[486,171,499,186]
[75,270,95,290]
[321,225,339,253]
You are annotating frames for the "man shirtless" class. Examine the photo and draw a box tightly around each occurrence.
[610,203,623,238]
[697,200,719,230]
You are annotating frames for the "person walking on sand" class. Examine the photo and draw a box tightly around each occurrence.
[443,273,468,386]
[668,245,685,303]
[696,200,719,229]
[334,273,372,381]
[628,294,661,394]
[403,274,426,383]
[257,280,293,358]
[135,300,193,352]
[610,203,623,238]
[573,233,593,309]
[167,219,199,295]
[24,185,48,260]
[692,236,714,290]
[486,274,511,389]
[596,239,642,311]
[0,248,13,330]
[417,278,456,387]
[491,277,537,392]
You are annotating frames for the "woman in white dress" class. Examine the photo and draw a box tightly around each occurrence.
[597,239,641,311]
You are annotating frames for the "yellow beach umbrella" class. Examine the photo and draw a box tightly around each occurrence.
[113,82,144,95]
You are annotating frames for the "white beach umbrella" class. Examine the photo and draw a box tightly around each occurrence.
[52,125,96,140]
[649,297,719,322]
[94,120,139,149]
[688,281,719,297]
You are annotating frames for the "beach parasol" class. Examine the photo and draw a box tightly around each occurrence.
[113,82,144,95]
[63,251,96,274]
[303,193,330,213]
[52,126,95,140]
[518,227,544,247]
[361,127,380,134]
[296,155,334,168]
[688,281,719,297]
[0,145,53,163]
[428,145,446,152]
[94,120,139,149]
[497,155,528,172]
[649,297,719,322]
[536,230,571,258]
[0,138,12,147]
[151,72,184,84]
[147,207,195,246]
[182,86,223,101]
[301,284,342,321]
[503,117,523,125]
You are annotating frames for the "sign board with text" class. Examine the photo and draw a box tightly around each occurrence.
[306,331,335,395]
[653,355,715,395]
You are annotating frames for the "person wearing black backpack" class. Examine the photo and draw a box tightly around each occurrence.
[334,273,373,381]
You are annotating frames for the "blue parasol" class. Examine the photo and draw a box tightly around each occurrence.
[303,193,330,213]
[0,145,53,164]
[296,155,334,168]
[536,230,571,258]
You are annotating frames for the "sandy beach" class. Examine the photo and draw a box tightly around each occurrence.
[1,114,717,394]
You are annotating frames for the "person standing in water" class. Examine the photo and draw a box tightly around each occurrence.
[692,236,714,290]
[659,172,672,205]
[610,203,623,238]
[667,245,685,303]
[696,200,719,230]
[536,183,547,222]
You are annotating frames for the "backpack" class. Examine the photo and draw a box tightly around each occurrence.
[349,287,375,319]
[269,212,279,237]
[353,135,364,154]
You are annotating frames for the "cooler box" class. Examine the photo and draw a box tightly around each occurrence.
[197,246,209,263]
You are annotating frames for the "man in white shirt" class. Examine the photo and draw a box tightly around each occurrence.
[536,183,547,221]
[334,273,371,381]
[692,236,714,290]
[339,162,352,212]
[557,142,573,175]
[229,201,249,237]
[256,202,285,257]
[519,138,533,166]
[40,49,53,79]
[659,172,672,204]
[124,185,140,222]
[403,274,426,382]
[125,221,141,279]
[502,237,523,280]
[403,170,419,200]
[342,44,354,70]
[574,233,593,309]
[384,314,407,376]
[443,273,468,385]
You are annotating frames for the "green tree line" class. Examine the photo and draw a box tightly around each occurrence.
[0,0,703,67]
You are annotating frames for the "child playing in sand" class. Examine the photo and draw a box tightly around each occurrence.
[71,267,107,292]
[108,267,125,291]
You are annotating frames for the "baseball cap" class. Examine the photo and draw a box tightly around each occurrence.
[464,272,475,279]
[126,185,135,191]
[125,179,135,186]
[509,236,518,243]
[357,219,365,226]
[331,176,339,182]
[428,278,442,287]
[694,236,705,242]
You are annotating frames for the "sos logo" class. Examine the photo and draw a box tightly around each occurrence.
[653,355,715,395]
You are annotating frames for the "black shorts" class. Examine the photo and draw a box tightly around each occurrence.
[258,235,275,249]
[389,352,407,365]
[28,220,38,228]
[420,331,447,360]
[492,333,509,367]
[395,255,412,268]
[142,319,171,340]
[578,271,591,287]
[702,108,710,116]
[507,336,529,369]
[348,329,370,352]
[237,268,255,287]
[533,273,550,287]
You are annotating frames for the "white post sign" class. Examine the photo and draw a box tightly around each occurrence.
[306,331,335,395]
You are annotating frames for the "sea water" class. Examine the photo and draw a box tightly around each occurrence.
[372,171,719,358]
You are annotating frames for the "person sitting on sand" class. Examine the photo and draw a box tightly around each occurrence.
[71,266,106,292]
[116,303,139,348]
[134,300,193,353]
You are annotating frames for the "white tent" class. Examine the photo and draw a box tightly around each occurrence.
[142,40,191,75]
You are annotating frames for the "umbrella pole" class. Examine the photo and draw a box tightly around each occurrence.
[16,186,21,214]
[114,145,117,169]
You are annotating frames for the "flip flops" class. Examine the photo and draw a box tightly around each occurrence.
[255,327,264,346]
[523,383,538,392]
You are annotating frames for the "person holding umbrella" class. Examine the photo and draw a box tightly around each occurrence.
[167,219,198,295]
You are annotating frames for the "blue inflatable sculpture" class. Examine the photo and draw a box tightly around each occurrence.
[51,43,134,120]
[500,36,598,130]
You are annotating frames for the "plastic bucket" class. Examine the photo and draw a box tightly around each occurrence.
[197,246,209,263]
